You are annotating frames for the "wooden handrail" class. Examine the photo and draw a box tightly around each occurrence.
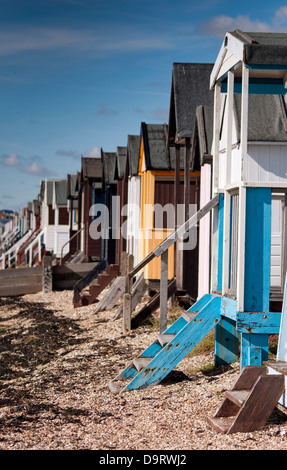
[128,194,220,280]
[60,227,84,265]
[123,194,220,333]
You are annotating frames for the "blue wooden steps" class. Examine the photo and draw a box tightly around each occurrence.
[108,294,221,394]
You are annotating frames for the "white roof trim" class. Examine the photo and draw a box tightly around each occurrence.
[210,32,245,89]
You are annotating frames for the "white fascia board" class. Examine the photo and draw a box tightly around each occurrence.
[210,38,226,90]
[210,32,245,89]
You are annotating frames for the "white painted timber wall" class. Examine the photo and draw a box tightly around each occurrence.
[126,176,141,268]
[218,104,287,291]
[246,144,287,183]
[271,197,283,288]
[197,163,212,298]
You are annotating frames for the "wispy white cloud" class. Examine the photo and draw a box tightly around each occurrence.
[0,25,178,59]
[97,103,118,116]
[56,149,80,160]
[84,146,101,158]
[21,161,56,176]
[152,108,169,120]
[197,14,272,38]
[197,7,287,38]
[1,152,21,167]
[1,152,57,176]
[274,6,287,26]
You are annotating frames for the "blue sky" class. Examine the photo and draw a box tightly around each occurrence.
[1,0,287,210]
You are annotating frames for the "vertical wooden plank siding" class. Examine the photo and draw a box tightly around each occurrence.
[212,82,221,195]
[237,186,246,312]
[174,145,180,228]
[277,272,287,361]
[243,187,272,313]
[222,191,231,295]
[226,71,234,186]
[229,192,239,295]
[197,164,212,298]
[184,139,191,221]
[240,64,249,182]
[217,193,224,292]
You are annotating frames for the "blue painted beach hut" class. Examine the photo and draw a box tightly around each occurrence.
[108,31,287,394]
[209,30,287,369]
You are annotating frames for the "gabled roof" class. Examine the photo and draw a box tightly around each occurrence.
[67,174,78,199]
[210,30,287,89]
[101,150,117,185]
[115,146,127,179]
[141,122,187,171]
[191,105,214,171]
[46,180,54,205]
[54,180,68,206]
[127,134,140,176]
[81,157,102,180]
[33,199,39,216]
[168,63,214,145]
[141,122,170,170]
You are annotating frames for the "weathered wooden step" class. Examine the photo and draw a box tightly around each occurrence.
[80,292,92,306]
[225,390,249,407]
[133,357,153,371]
[108,379,130,395]
[208,416,234,434]
[157,334,176,347]
[182,311,198,322]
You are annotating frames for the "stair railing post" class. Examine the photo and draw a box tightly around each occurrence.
[160,249,168,333]
[42,254,53,293]
[123,254,134,335]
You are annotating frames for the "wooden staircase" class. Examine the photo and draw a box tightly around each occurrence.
[73,260,119,307]
[208,365,284,434]
[108,294,221,394]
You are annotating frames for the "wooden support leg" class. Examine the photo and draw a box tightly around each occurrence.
[240,333,269,369]
[215,316,239,366]
[239,187,272,369]
[160,250,168,334]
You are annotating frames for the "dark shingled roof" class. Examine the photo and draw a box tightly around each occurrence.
[33,200,39,216]
[229,31,287,66]
[168,63,214,145]
[141,122,170,170]
[191,105,214,170]
[101,151,117,185]
[40,181,45,201]
[141,122,187,171]
[67,174,79,209]
[54,180,68,206]
[67,174,78,198]
[116,146,127,179]
[81,157,102,180]
[233,94,287,142]
[46,181,54,205]
[127,134,140,176]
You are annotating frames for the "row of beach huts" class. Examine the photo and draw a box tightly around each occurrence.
[3,31,287,428]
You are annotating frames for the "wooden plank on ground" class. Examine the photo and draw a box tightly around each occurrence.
[0,266,42,279]
[95,276,126,312]
[0,272,42,287]
[114,273,147,319]
[0,282,42,297]
[131,278,176,329]
[52,262,98,275]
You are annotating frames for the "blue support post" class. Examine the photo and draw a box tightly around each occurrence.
[241,187,272,368]
[215,316,239,366]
